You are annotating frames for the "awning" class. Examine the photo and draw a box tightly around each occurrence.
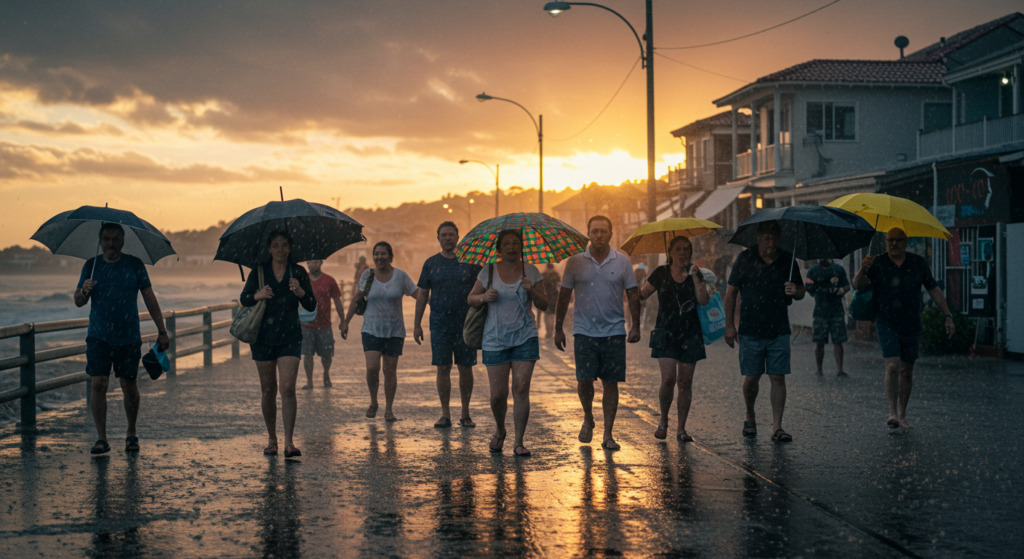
[694,186,745,220]
[682,193,705,210]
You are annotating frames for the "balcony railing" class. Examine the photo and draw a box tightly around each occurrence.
[918,113,1024,160]
[735,144,792,179]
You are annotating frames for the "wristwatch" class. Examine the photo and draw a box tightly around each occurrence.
[158,330,168,335]
[944,313,953,319]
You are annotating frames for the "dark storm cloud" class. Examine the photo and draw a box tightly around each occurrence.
[0,140,313,183]
[0,1,597,157]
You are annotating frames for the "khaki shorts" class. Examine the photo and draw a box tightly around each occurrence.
[301,327,335,357]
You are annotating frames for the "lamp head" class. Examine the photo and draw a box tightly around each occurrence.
[443,203,450,209]
[469,199,475,204]
[459,160,469,164]
[544,2,571,16]
[1001,74,1011,85]
[476,92,493,102]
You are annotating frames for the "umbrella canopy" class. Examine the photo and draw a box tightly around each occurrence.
[214,200,363,268]
[620,217,722,255]
[729,205,875,261]
[454,212,588,265]
[31,205,175,265]
[827,192,951,240]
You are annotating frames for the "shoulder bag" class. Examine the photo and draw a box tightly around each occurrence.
[231,265,267,344]
[463,264,493,350]
[353,270,375,316]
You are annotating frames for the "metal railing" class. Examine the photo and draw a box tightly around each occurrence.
[0,302,241,427]
[918,113,1024,159]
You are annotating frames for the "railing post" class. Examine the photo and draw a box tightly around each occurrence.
[203,308,213,367]
[167,311,177,377]
[916,129,921,160]
[983,115,988,147]
[19,324,36,427]
[231,301,240,359]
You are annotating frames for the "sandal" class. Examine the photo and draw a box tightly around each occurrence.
[125,436,140,453]
[384,413,398,422]
[600,439,620,451]
[742,421,757,438]
[434,416,452,429]
[654,426,667,440]
[263,445,278,456]
[677,432,693,443]
[513,445,531,457]
[90,440,110,455]
[578,422,595,443]
[458,417,476,428]
[489,434,506,453]
[771,429,793,443]
[284,446,302,458]
[366,404,378,418]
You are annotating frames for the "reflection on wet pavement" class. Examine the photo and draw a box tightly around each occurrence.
[1,330,1022,557]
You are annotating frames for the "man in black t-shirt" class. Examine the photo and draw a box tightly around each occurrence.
[724,221,804,443]
[806,259,850,377]
[853,227,955,429]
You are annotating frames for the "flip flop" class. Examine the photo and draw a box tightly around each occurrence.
[886,417,900,429]
[513,445,531,457]
[263,445,278,456]
[654,427,667,440]
[742,421,757,438]
[90,440,110,455]
[458,417,476,428]
[771,429,793,443]
[600,439,620,451]
[434,416,452,429]
[677,432,694,443]
[366,404,378,418]
[384,413,398,422]
[125,436,140,453]
[489,434,506,453]
[578,422,595,443]
[284,446,302,458]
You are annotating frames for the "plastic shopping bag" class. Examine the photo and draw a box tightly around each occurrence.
[698,292,726,345]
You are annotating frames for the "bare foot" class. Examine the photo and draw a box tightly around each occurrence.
[323,376,332,387]
[384,411,398,422]
[366,404,378,418]
[886,415,899,428]
[898,418,912,428]
[600,439,621,451]
[301,384,312,390]
[578,421,595,443]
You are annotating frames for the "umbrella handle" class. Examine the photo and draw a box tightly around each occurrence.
[789,237,796,283]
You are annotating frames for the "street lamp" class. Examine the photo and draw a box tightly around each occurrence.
[443,198,475,227]
[460,160,501,217]
[476,92,544,214]
[543,1,657,226]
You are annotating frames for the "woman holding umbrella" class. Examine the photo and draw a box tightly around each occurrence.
[240,230,317,458]
[639,236,709,443]
[467,229,549,456]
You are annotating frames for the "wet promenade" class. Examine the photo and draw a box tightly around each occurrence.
[2,325,1022,558]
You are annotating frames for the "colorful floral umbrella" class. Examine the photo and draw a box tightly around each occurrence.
[454,212,588,265]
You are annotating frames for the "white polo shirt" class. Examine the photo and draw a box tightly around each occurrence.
[561,246,638,338]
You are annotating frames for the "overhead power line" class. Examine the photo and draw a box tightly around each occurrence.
[549,57,642,142]
[655,52,749,83]
[659,0,842,50]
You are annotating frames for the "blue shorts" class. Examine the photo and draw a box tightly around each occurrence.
[738,334,791,377]
[431,330,477,367]
[482,337,539,366]
[250,340,301,361]
[876,318,920,364]
[574,335,626,382]
[86,337,142,380]
[362,332,404,357]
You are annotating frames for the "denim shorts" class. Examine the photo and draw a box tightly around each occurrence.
[431,330,477,367]
[250,340,302,361]
[362,332,404,357]
[86,337,142,380]
[575,335,626,382]
[738,334,791,377]
[482,337,540,366]
[812,314,848,344]
[875,318,920,364]
[301,327,335,357]
[651,335,706,364]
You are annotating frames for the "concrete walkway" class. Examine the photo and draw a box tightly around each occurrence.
[1,325,1022,558]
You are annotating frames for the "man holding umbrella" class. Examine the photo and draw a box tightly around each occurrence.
[75,223,169,455]
[724,221,804,443]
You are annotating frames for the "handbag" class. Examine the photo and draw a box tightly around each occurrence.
[463,264,493,350]
[353,270,375,316]
[698,292,727,345]
[231,265,267,344]
[849,287,875,322]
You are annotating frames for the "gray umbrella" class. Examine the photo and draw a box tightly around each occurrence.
[31,206,176,277]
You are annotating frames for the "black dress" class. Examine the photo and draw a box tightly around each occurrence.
[647,265,706,364]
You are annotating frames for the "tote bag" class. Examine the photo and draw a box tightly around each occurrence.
[848,288,875,322]
[230,266,266,344]
[697,292,726,345]
[463,264,493,350]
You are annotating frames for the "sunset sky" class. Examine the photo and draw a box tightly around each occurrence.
[1,0,1020,248]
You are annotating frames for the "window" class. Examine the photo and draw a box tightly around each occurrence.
[807,102,856,140]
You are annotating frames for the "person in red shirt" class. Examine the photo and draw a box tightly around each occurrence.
[301,260,345,389]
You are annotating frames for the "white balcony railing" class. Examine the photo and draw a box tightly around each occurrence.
[736,151,752,178]
[918,113,1024,160]
[735,144,792,179]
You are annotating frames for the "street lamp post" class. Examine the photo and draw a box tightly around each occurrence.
[544,1,656,226]
[476,93,544,214]
[460,160,501,217]
[443,198,475,228]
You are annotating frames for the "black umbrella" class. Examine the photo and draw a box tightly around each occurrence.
[214,199,364,274]
[729,205,875,280]
[31,205,176,278]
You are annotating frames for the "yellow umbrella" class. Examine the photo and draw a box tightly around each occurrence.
[827,193,951,240]
[620,217,722,255]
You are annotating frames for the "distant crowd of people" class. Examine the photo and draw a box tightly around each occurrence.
[74,217,953,456]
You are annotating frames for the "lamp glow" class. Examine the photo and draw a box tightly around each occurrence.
[544,2,571,16]
[1002,75,1011,85]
